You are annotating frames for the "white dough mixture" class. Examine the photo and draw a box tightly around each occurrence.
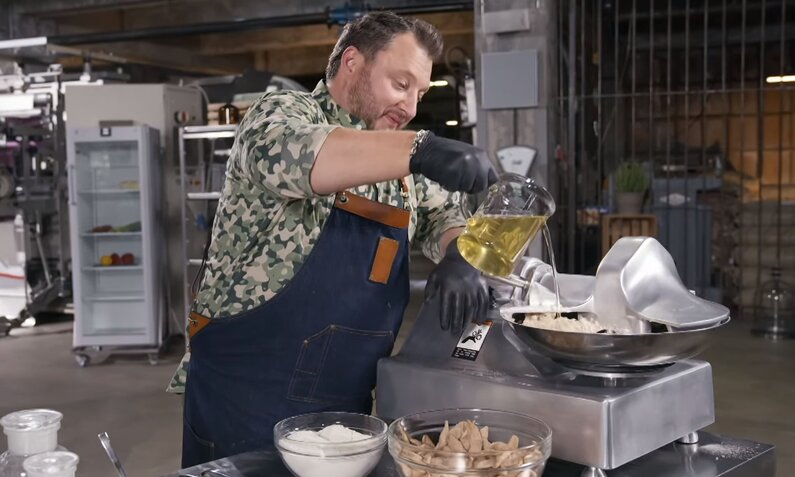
[521,313,626,334]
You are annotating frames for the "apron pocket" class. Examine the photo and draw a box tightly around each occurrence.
[181,419,216,467]
[287,325,394,405]
[369,236,399,284]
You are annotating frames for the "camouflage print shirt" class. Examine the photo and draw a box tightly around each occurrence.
[167,81,466,393]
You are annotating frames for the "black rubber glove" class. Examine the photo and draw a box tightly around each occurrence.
[409,132,498,194]
[425,237,490,334]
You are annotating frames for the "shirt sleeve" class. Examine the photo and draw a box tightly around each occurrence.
[233,91,339,199]
[412,174,468,263]
[165,352,189,394]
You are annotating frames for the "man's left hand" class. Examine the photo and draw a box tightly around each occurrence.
[425,237,489,334]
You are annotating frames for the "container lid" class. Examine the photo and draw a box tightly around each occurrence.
[0,410,62,432]
[23,451,79,474]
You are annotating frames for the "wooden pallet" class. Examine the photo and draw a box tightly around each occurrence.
[601,214,659,256]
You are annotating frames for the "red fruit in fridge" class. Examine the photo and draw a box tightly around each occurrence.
[111,253,120,265]
[121,253,135,265]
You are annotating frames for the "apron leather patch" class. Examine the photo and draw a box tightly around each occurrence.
[369,237,400,284]
[188,311,212,339]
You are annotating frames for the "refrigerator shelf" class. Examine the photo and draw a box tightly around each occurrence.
[81,232,143,238]
[82,265,143,271]
[78,189,140,195]
[83,293,145,302]
[79,328,147,336]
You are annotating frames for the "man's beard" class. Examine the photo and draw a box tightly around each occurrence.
[348,67,381,129]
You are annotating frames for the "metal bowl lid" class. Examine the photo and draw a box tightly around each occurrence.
[23,451,79,474]
[0,409,63,431]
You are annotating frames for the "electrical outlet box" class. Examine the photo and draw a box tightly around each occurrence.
[480,49,539,109]
[482,8,532,34]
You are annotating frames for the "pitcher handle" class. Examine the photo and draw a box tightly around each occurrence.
[460,191,478,220]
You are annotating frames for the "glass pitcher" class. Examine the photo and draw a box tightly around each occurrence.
[752,267,794,340]
[459,173,556,278]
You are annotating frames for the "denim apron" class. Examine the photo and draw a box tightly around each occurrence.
[182,188,411,467]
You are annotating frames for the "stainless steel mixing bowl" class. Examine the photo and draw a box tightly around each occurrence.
[503,316,730,374]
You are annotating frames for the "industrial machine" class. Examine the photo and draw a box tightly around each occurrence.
[376,237,751,477]
[0,65,70,331]
[0,37,127,333]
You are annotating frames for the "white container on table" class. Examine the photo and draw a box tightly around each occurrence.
[23,452,79,477]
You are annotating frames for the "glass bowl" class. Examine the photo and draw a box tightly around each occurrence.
[388,409,552,477]
[274,412,387,477]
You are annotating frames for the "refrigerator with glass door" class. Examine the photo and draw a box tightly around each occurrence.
[67,125,163,366]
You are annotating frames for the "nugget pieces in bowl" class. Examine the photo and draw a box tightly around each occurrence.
[387,409,551,477]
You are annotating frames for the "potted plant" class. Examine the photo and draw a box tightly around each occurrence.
[615,162,649,214]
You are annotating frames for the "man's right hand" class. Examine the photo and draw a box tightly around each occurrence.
[409,132,498,193]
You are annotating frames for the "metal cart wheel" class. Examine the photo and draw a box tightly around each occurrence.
[74,354,90,367]
[1,318,12,337]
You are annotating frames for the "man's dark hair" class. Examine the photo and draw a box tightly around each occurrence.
[325,11,444,80]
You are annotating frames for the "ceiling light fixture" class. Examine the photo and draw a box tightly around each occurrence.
[430,80,450,87]
[765,75,795,83]
[445,120,459,126]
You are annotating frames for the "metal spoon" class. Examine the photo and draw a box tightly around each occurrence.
[98,432,129,477]
[201,470,232,477]
[179,468,232,477]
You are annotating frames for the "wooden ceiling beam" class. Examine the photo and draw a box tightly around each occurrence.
[201,23,341,56]
[248,31,474,77]
[16,0,169,18]
[199,11,473,56]
[77,41,250,75]
[250,46,331,78]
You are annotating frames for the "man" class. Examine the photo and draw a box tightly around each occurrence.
[171,11,496,466]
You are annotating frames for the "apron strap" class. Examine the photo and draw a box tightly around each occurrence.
[334,190,410,229]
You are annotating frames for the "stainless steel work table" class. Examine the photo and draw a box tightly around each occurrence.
[164,432,774,477]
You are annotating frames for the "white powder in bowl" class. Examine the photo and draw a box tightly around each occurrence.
[317,424,370,442]
[277,424,384,477]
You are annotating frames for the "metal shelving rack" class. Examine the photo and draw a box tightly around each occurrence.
[177,124,237,331]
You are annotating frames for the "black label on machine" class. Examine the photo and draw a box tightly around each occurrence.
[452,321,492,361]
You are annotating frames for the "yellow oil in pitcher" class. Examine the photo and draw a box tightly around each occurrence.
[458,215,546,277]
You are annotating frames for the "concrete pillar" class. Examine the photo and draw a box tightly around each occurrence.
[0,2,8,39]
[6,1,47,38]
[0,1,54,76]
[473,0,558,259]
[0,2,15,73]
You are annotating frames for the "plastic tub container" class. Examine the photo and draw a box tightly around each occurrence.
[23,452,79,477]
[0,410,62,456]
